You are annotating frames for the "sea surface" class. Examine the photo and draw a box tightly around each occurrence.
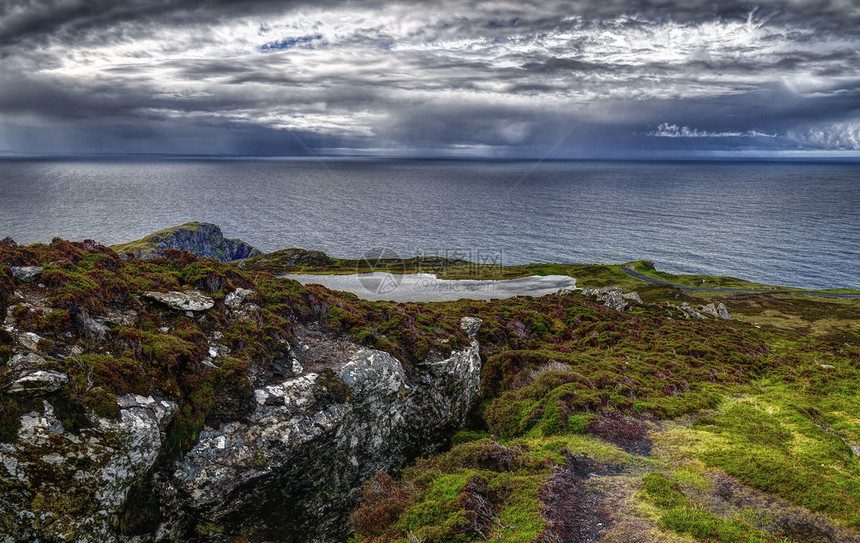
[0,158,857,290]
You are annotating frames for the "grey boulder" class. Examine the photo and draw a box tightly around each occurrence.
[6,370,69,395]
[144,290,214,312]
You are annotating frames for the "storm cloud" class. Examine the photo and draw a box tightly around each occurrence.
[1,0,859,158]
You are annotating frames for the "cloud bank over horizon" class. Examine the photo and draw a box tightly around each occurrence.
[1,0,859,158]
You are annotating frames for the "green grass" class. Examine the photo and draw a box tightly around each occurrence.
[640,473,791,543]
[353,440,550,542]
[642,473,689,509]
[658,507,785,543]
[662,363,860,530]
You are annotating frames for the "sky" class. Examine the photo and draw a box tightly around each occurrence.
[1,0,859,159]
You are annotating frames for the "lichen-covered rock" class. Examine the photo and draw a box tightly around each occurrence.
[459,316,483,339]
[224,288,255,309]
[144,290,214,312]
[622,291,643,304]
[77,310,109,342]
[581,287,632,312]
[0,395,176,542]
[152,318,483,542]
[0,234,486,543]
[678,302,706,319]
[10,266,43,283]
[16,331,42,351]
[7,351,48,368]
[697,302,731,320]
[6,370,68,395]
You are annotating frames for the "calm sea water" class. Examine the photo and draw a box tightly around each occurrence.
[0,158,857,290]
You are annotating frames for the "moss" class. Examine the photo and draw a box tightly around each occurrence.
[659,507,783,542]
[669,380,860,529]
[315,368,354,406]
[352,440,551,542]
[167,404,204,451]
[0,397,23,443]
[641,469,790,542]
[450,430,491,446]
[396,469,545,542]
[82,387,121,419]
[642,473,689,509]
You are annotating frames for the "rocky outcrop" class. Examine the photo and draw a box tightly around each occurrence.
[698,302,731,320]
[6,370,69,395]
[581,287,641,312]
[153,317,483,542]
[0,317,483,543]
[144,290,215,312]
[224,287,255,309]
[112,222,262,262]
[668,301,732,320]
[0,391,176,543]
[10,266,43,283]
[677,301,706,319]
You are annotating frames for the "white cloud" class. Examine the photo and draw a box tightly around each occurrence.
[788,120,860,150]
[1,1,859,155]
[648,123,777,138]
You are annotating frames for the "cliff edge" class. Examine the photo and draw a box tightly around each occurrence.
[0,237,481,542]
[111,222,261,262]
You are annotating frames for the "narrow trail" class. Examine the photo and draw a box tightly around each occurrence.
[622,269,860,299]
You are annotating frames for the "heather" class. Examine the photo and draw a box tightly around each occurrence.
[1,238,858,542]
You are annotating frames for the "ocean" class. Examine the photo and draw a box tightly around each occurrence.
[0,158,857,290]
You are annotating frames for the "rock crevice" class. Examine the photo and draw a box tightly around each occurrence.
[0,312,483,543]
[155,317,483,541]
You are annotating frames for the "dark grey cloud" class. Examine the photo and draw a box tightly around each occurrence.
[0,0,858,157]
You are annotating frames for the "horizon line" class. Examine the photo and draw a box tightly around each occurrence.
[1,152,859,164]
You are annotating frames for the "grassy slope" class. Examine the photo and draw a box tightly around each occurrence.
[1,241,858,543]
[338,263,860,542]
[351,307,860,543]
[110,221,209,256]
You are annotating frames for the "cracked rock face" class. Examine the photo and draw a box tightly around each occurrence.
[153,318,483,542]
[0,395,176,543]
[0,313,483,543]
[113,222,262,262]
